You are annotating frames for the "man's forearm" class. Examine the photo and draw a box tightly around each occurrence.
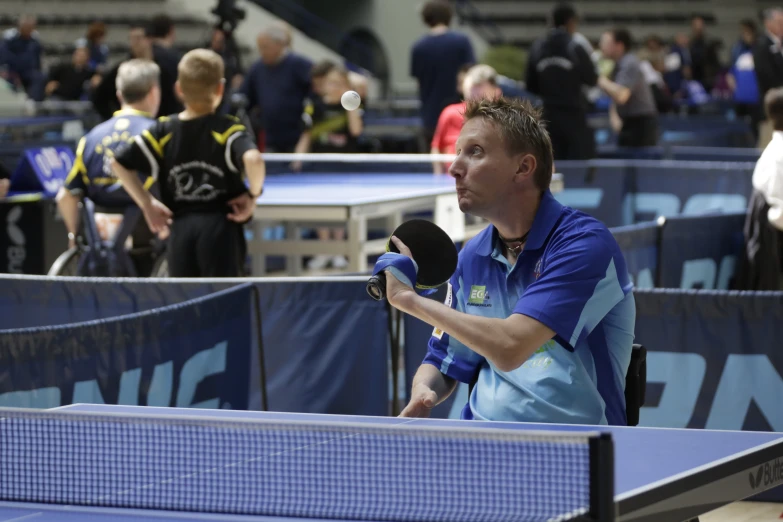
[598,76,630,105]
[55,188,80,237]
[395,293,544,372]
[411,363,457,405]
[242,150,266,196]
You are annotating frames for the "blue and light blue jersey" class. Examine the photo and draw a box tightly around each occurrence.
[423,190,635,426]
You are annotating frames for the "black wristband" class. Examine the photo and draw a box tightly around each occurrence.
[248,187,263,199]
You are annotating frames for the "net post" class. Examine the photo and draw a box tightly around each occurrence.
[588,432,615,522]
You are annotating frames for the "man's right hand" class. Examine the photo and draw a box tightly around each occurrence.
[399,383,439,418]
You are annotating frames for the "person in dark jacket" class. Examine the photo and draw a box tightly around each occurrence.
[0,15,44,101]
[525,3,597,160]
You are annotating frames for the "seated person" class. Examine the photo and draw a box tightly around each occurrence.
[45,46,94,101]
[112,49,266,278]
[56,59,161,275]
[294,65,363,270]
[431,64,501,174]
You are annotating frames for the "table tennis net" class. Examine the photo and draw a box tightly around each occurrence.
[0,408,603,522]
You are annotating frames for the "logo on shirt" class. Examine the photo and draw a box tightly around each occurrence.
[534,258,544,280]
[467,285,491,307]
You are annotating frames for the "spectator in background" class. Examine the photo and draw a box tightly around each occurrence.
[663,33,692,97]
[207,25,243,91]
[431,64,501,174]
[410,0,475,152]
[526,3,597,160]
[728,20,761,141]
[45,45,93,101]
[638,35,674,113]
[736,87,783,290]
[753,7,783,149]
[0,15,44,101]
[294,65,363,270]
[598,29,659,147]
[241,24,312,152]
[76,22,109,73]
[0,178,8,198]
[92,23,179,120]
[689,15,722,92]
[147,15,183,116]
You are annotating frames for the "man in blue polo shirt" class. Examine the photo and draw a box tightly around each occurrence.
[385,97,635,426]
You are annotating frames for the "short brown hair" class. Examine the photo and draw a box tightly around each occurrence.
[311,59,336,80]
[86,21,106,43]
[766,87,783,131]
[463,97,554,191]
[177,49,224,105]
[421,0,453,27]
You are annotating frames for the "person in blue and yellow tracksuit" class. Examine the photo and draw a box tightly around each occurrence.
[56,59,161,274]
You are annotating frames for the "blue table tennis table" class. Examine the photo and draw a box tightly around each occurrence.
[1,404,781,522]
[249,171,564,276]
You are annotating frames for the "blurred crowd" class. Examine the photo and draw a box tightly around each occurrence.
[1,1,782,159]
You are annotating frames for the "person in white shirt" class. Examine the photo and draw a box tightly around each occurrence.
[752,87,783,229]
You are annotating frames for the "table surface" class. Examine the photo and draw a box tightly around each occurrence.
[255,172,564,207]
[0,404,780,522]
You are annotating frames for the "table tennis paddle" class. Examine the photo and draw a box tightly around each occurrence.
[366,219,458,301]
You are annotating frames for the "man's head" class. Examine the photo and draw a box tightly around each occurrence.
[175,49,225,111]
[72,45,89,68]
[740,19,757,44]
[600,28,632,61]
[644,35,664,53]
[455,63,474,98]
[449,97,554,218]
[421,0,453,28]
[765,87,783,131]
[552,4,578,34]
[762,8,783,39]
[311,60,337,96]
[691,15,705,36]
[116,59,161,116]
[462,64,502,101]
[148,14,175,46]
[210,27,226,51]
[674,32,690,48]
[128,24,152,59]
[18,15,36,39]
[256,25,288,65]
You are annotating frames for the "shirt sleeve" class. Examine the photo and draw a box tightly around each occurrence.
[513,229,630,352]
[113,120,164,179]
[229,128,258,173]
[422,259,485,383]
[614,59,641,89]
[64,136,88,193]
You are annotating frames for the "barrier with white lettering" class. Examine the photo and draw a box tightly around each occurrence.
[555,160,754,227]
[0,284,258,411]
[0,275,391,416]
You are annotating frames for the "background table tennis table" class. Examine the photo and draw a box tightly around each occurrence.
[249,172,564,276]
[1,404,780,522]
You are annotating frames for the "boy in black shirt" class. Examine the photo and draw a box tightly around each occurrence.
[112,49,265,277]
[294,65,363,270]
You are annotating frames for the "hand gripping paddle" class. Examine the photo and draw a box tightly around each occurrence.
[366,219,458,301]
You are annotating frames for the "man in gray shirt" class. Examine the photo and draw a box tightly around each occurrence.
[598,28,659,147]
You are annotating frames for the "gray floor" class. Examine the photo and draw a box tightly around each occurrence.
[704,502,783,521]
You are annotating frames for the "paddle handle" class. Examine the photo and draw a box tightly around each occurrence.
[366,273,387,301]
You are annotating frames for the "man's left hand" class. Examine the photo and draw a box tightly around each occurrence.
[385,236,417,309]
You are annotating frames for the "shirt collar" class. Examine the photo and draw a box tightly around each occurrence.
[113,108,152,118]
[475,190,564,256]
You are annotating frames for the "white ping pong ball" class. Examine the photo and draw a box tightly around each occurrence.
[341,90,361,111]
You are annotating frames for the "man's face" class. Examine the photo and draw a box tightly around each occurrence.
[129,28,150,58]
[72,47,89,67]
[775,13,783,38]
[449,117,525,217]
[599,33,616,60]
[257,35,284,65]
[691,17,704,35]
[19,18,35,38]
[211,29,225,51]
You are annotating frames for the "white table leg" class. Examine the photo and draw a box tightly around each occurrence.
[348,215,368,273]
